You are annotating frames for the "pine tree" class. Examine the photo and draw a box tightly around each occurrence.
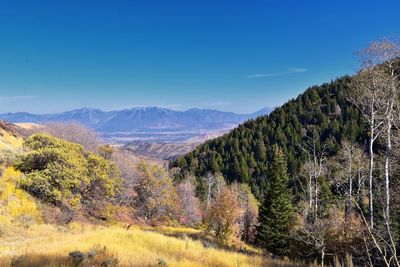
[256,144,294,256]
[256,139,267,162]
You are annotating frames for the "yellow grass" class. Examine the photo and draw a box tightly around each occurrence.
[0,128,23,151]
[0,168,41,225]
[140,225,202,235]
[0,223,306,267]
[140,225,263,256]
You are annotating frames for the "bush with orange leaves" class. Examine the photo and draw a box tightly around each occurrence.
[326,207,364,262]
[204,185,244,247]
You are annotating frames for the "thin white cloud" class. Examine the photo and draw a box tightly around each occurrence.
[246,67,308,79]
[0,95,39,101]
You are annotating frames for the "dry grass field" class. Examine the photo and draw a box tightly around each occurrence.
[0,223,311,267]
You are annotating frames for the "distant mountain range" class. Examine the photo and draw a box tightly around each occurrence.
[0,106,272,132]
[0,106,273,144]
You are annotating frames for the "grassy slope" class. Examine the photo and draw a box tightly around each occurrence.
[0,224,310,267]
[3,224,241,266]
[0,123,309,267]
[0,127,23,151]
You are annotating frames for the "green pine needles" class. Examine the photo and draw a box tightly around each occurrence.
[256,144,294,256]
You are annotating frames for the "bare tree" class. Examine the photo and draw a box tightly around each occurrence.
[300,134,327,220]
[335,140,367,218]
[359,37,400,223]
[295,134,331,266]
[204,172,225,210]
[176,178,203,226]
[294,211,331,267]
[44,122,101,152]
[111,150,141,205]
[355,200,399,267]
[351,62,386,229]
[352,37,400,266]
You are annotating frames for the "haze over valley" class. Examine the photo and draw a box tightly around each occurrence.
[0,106,271,143]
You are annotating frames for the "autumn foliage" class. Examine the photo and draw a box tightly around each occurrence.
[134,161,179,224]
[204,185,244,247]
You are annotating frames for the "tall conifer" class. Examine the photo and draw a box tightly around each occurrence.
[256,144,294,256]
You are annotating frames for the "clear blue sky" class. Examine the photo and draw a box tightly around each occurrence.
[0,0,399,114]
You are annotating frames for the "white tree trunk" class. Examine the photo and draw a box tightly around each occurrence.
[384,120,391,222]
[348,148,353,215]
[369,121,374,228]
[309,173,313,211]
[206,174,214,210]
[313,146,318,218]
[321,248,325,267]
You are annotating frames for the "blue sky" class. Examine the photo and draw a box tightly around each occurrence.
[0,0,399,114]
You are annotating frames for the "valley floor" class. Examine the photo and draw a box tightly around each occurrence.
[0,223,308,267]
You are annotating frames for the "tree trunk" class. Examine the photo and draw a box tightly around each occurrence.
[309,173,313,211]
[314,170,318,219]
[345,251,354,267]
[206,175,213,210]
[314,177,318,219]
[369,122,374,229]
[384,120,391,222]
[333,254,340,267]
[346,149,353,219]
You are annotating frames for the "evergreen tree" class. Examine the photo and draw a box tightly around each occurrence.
[256,139,267,162]
[256,144,294,256]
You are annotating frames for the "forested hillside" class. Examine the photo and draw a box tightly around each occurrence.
[172,75,367,199]
[171,39,400,266]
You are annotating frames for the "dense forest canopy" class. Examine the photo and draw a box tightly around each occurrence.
[172,75,367,200]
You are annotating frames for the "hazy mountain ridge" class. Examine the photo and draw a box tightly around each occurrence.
[123,130,228,160]
[124,141,199,160]
[0,107,273,143]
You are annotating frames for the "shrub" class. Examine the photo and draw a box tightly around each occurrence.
[68,245,118,267]
[14,134,122,219]
[135,161,179,224]
[0,149,17,167]
[204,185,243,247]
[157,258,168,266]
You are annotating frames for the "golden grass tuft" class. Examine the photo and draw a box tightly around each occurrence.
[0,168,41,225]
